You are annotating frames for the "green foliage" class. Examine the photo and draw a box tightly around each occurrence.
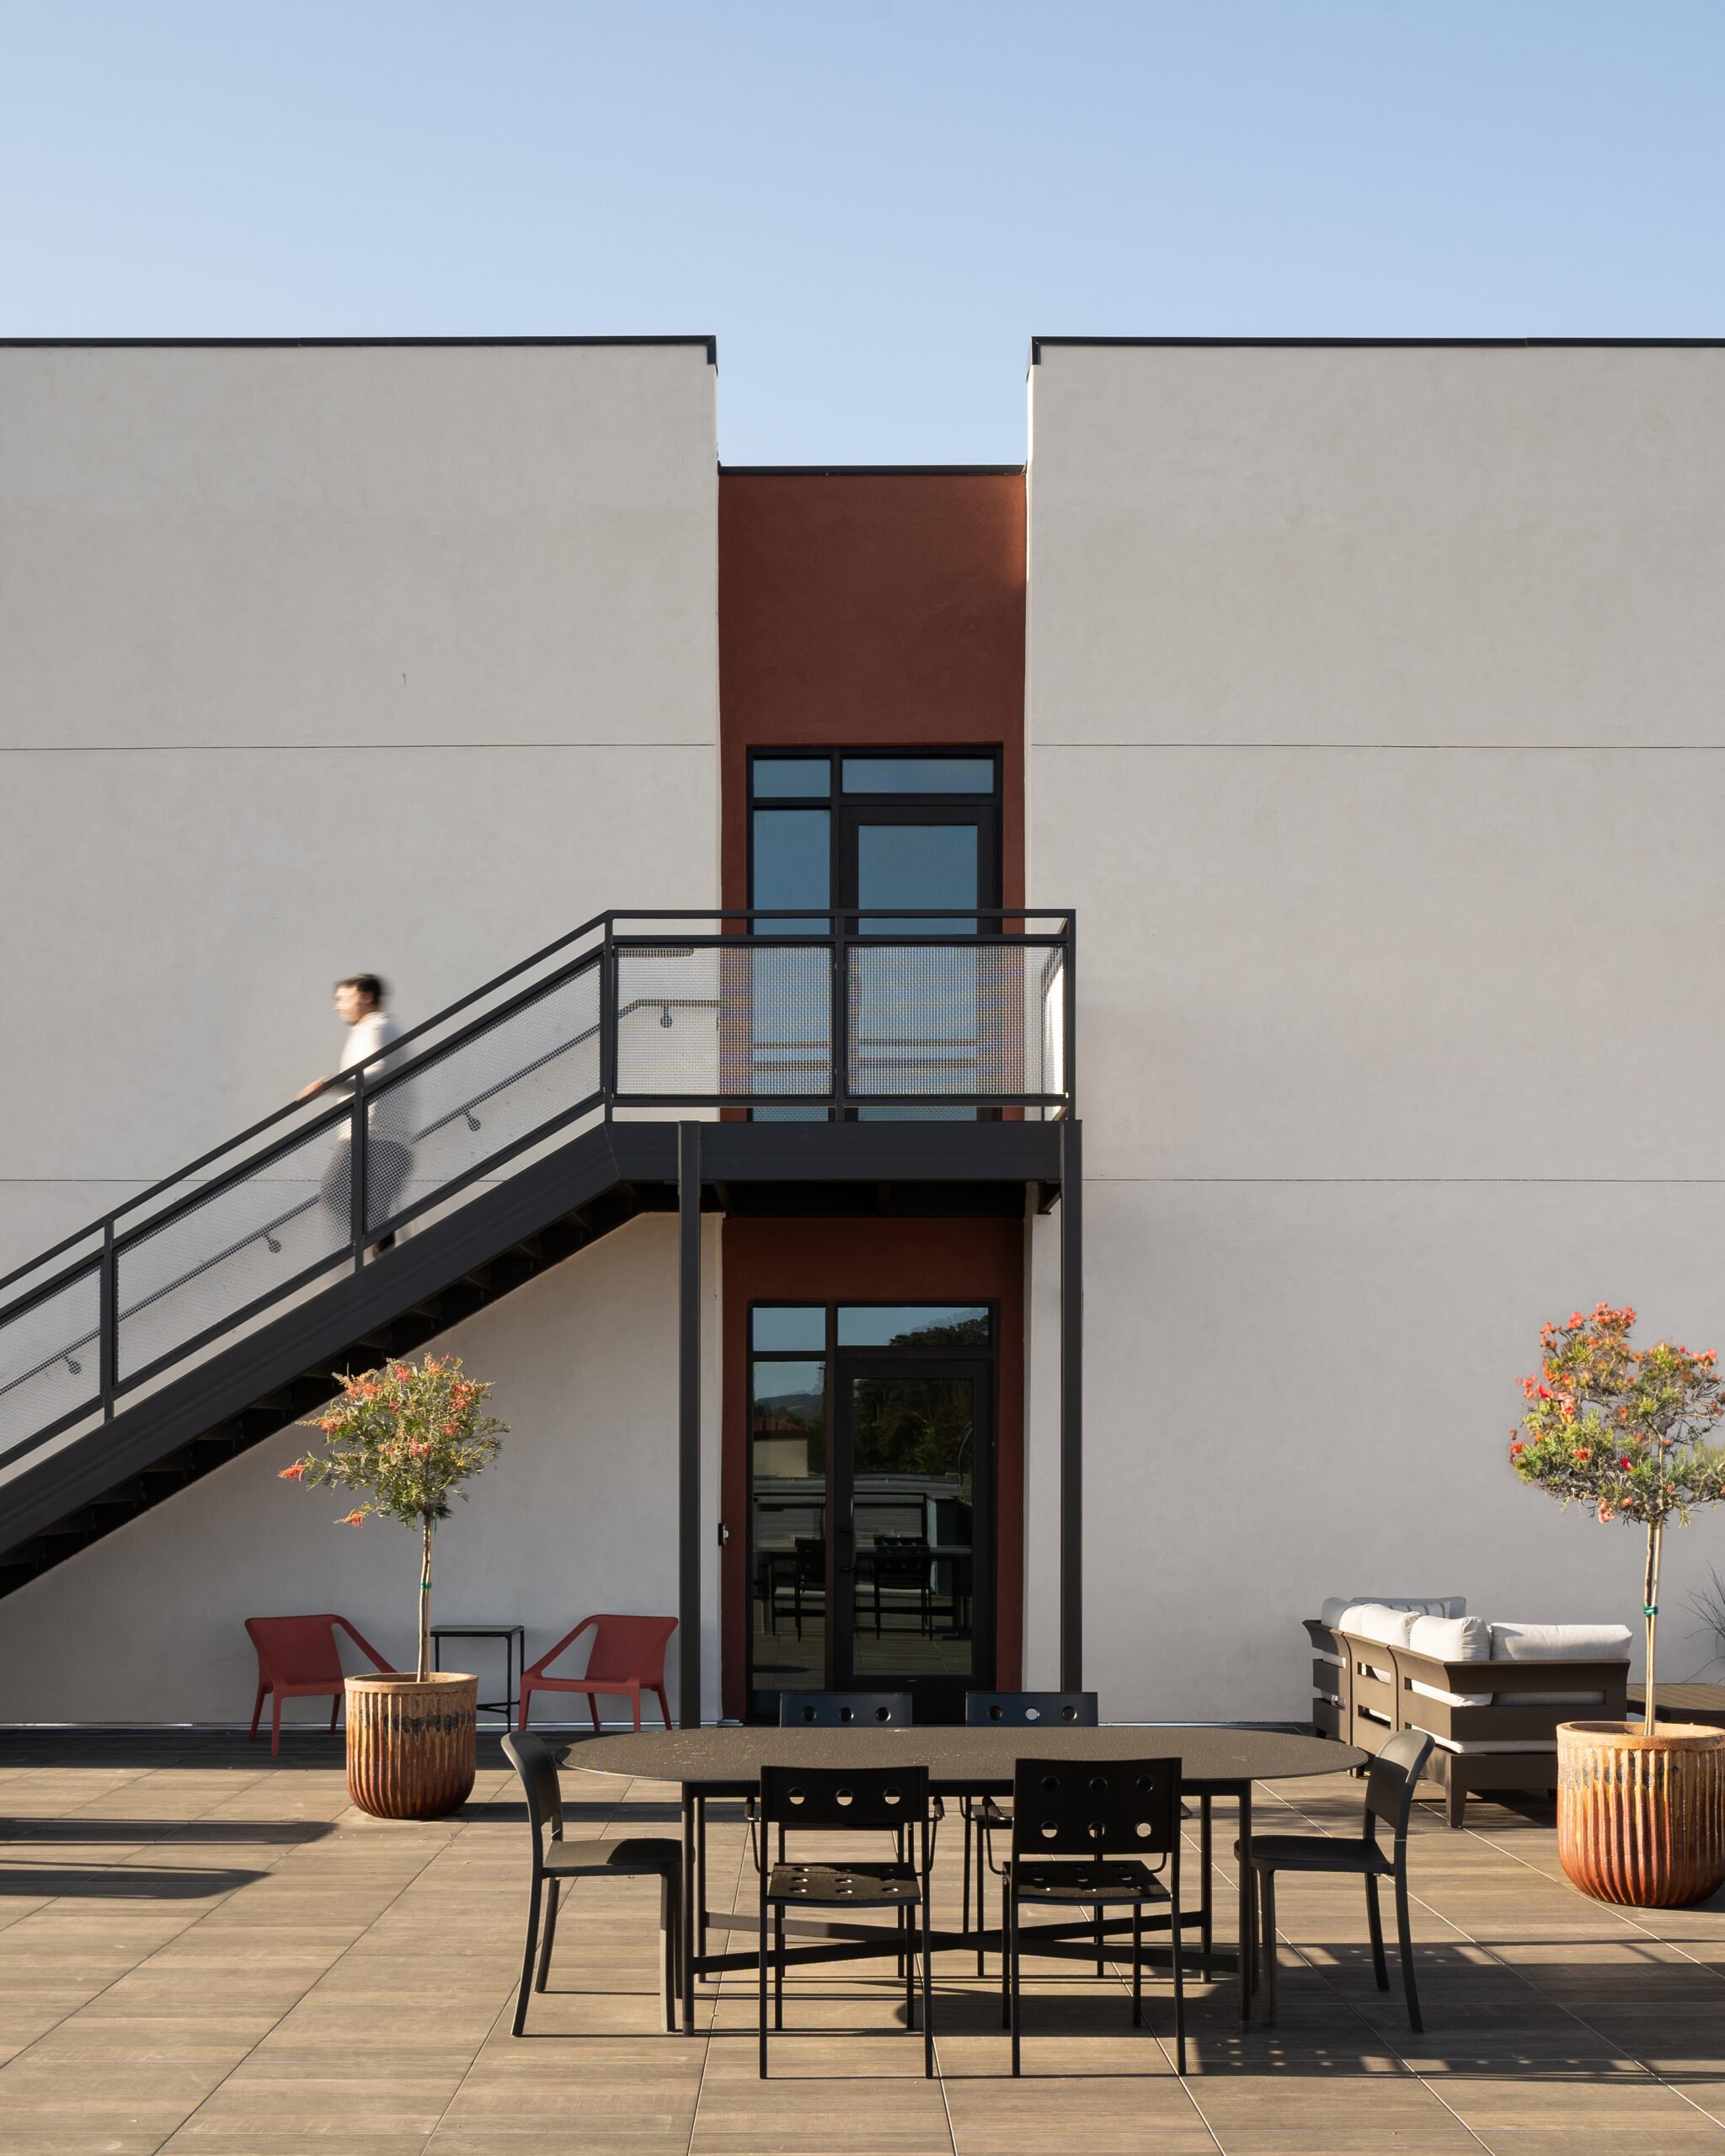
[283,1353,505,1529]
[1509,1304,1725,1529]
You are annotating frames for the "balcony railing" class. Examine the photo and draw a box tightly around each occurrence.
[0,909,1073,1480]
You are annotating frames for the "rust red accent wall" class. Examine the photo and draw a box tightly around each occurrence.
[717,470,1030,1719]
[719,1218,1025,1720]
[718,471,1026,910]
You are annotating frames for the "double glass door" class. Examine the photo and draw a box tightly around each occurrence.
[749,1304,995,1723]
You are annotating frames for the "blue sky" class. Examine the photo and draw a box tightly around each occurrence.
[3,2,1721,462]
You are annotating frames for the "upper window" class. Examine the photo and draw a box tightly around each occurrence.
[842,757,994,795]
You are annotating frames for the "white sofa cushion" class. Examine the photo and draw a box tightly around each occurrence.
[1340,1604,1420,1647]
[1409,1614,1492,1662]
[1321,1595,1466,1626]
[1489,1622,1632,1661]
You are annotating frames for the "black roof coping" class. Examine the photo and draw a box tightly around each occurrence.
[0,335,718,363]
[1029,335,1725,364]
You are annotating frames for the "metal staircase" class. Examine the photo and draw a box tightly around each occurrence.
[0,909,1074,1604]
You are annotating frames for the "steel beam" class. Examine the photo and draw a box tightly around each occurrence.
[678,1122,702,1729]
[1060,1118,1083,1691]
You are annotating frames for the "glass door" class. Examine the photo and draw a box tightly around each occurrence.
[834,1355,992,1726]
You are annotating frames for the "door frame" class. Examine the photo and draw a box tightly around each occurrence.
[744,1296,1001,1722]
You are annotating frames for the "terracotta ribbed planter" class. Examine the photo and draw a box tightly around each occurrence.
[344,1673,478,1820]
[1557,1720,1725,1908]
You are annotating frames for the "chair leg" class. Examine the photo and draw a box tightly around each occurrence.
[270,1692,284,1758]
[1445,1776,1467,1830]
[1132,1902,1142,2027]
[773,1905,784,2031]
[518,1684,533,1732]
[631,1687,642,1733]
[1260,1867,1277,2027]
[961,1807,972,1960]
[921,1869,934,2078]
[655,1685,673,1731]
[1001,1873,1012,2028]
[1365,1872,1388,1988]
[1394,1868,1423,2034]
[758,1893,769,2078]
[328,1690,339,1734]
[588,1691,603,1736]
[1171,1885,1187,2076]
[513,1874,544,2038]
[660,1872,673,2031]
[1094,1902,1104,1978]
[1009,1883,1022,2076]
[249,1683,266,1742]
[536,1876,560,1991]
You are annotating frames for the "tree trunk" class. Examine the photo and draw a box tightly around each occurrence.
[418,1515,434,1684]
[1643,1518,1664,1737]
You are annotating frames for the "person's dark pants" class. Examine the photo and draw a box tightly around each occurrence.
[321,1140,413,1253]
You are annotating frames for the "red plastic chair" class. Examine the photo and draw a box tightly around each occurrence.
[246,1614,394,1755]
[518,1614,677,1733]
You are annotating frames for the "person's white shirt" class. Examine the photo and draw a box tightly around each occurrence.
[333,1009,413,1143]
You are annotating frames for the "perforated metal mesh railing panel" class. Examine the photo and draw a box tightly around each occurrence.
[0,1261,100,1458]
[847,942,1067,1102]
[368,962,603,1235]
[115,1120,351,1385]
[617,942,830,1100]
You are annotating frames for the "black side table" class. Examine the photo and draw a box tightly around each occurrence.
[430,1624,526,1729]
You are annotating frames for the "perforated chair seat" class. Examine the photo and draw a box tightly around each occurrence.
[545,1837,684,1877]
[1009,1859,1169,1903]
[767,1861,920,1907]
[1236,1833,1392,1876]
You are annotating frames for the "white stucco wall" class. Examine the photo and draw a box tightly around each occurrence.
[1026,342,1725,1720]
[0,339,720,1267]
[0,1215,724,1726]
[0,341,724,1721]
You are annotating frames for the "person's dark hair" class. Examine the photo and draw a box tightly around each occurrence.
[337,974,387,1007]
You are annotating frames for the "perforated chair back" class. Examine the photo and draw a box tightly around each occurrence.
[965,1690,1097,1727]
[761,1763,930,1835]
[1364,1728,1434,1844]
[779,1692,912,1727]
[501,1731,565,1859]
[1009,1756,1180,1862]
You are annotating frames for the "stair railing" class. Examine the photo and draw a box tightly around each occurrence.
[0,907,1073,1481]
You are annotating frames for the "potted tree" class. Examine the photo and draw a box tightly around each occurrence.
[1511,1302,1725,1906]
[281,1353,505,1820]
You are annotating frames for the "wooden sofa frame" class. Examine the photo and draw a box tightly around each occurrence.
[1305,1617,1627,1828]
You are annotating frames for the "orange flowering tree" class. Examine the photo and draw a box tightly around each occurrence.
[281,1355,505,1682]
[1509,1304,1725,1733]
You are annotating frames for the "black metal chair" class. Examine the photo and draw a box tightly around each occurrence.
[1237,1726,1434,2033]
[500,1731,683,2036]
[868,1537,933,1638]
[779,1690,912,1726]
[756,1763,936,2079]
[999,1754,1185,2076]
[961,1693,1098,1972]
[765,1695,918,1861]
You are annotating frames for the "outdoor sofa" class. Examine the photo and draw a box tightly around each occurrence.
[1306,1597,1630,1828]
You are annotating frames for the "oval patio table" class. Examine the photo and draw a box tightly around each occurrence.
[573,1724,1362,2031]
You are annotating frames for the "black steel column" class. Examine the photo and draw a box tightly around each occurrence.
[678,1121,702,1728]
[1060,1117,1083,1691]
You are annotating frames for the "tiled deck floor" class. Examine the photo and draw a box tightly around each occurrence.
[4,1732,1725,2154]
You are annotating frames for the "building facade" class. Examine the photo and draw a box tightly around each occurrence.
[3,336,1723,1728]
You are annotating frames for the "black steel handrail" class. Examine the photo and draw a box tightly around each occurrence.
[0,907,1073,1474]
